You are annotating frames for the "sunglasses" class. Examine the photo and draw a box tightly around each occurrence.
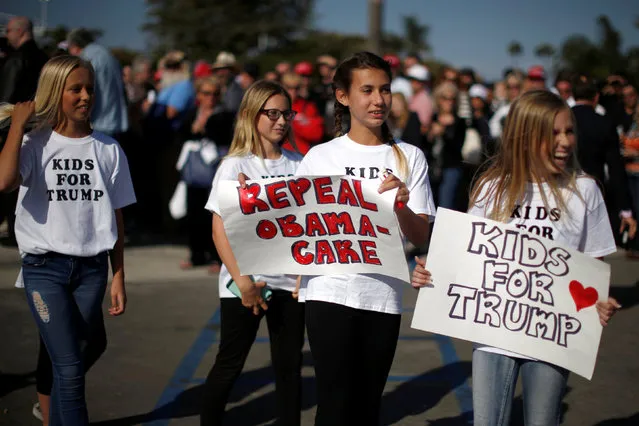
[261,109,297,121]
[199,90,220,97]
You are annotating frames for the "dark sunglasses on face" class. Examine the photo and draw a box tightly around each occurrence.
[261,109,297,121]
[199,90,220,97]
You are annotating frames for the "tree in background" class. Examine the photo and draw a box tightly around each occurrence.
[144,0,314,61]
[559,15,639,85]
[403,16,430,55]
[507,41,523,67]
[534,43,556,73]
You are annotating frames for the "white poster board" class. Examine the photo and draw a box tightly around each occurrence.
[218,176,409,282]
[411,208,611,380]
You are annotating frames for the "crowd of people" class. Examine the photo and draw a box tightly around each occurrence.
[1,14,638,426]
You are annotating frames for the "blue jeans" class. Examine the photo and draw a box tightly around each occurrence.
[23,252,109,426]
[438,167,463,210]
[472,350,569,426]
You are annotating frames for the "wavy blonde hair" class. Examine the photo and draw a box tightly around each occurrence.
[228,80,296,158]
[0,55,94,130]
[470,90,582,222]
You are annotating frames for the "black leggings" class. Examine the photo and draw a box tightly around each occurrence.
[36,316,107,395]
[305,300,401,426]
[200,291,305,426]
[186,186,219,265]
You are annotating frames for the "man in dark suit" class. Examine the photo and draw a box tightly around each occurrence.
[571,76,637,243]
[0,17,48,103]
[0,17,48,245]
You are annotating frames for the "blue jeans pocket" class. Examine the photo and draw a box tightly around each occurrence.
[22,254,47,267]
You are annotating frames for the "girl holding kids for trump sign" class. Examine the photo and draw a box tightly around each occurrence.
[201,80,305,426]
[413,89,624,426]
[293,51,436,426]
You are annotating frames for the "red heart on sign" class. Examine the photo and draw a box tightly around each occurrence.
[569,280,598,312]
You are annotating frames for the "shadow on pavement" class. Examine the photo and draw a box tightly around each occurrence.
[609,282,639,309]
[594,412,639,425]
[0,371,36,398]
[90,358,470,425]
[380,361,472,425]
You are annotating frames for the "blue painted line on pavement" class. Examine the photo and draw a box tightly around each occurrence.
[145,308,221,426]
[434,334,473,415]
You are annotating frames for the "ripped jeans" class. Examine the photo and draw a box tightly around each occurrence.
[22,251,109,426]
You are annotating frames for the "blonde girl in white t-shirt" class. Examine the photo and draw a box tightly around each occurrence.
[413,90,620,425]
[201,80,305,426]
[0,55,136,426]
[292,52,436,425]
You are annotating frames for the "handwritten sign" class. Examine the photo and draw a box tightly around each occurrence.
[411,208,611,379]
[218,176,409,282]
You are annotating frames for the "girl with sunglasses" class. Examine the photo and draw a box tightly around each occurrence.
[200,80,305,426]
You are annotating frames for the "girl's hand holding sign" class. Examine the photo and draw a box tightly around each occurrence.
[411,256,432,289]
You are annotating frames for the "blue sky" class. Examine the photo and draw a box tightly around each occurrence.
[3,0,639,80]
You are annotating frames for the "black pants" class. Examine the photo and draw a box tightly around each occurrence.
[201,292,305,426]
[35,315,107,395]
[305,301,401,426]
[187,186,219,265]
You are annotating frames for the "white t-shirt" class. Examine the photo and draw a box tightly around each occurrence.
[468,176,616,358]
[205,150,303,298]
[294,134,436,314]
[15,129,136,257]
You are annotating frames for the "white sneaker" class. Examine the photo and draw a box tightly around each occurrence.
[32,402,43,421]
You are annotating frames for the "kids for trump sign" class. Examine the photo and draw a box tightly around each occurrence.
[411,208,611,380]
[217,176,409,282]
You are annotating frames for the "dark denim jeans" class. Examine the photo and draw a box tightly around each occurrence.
[22,251,109,426]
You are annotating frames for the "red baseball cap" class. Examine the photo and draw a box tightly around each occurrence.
[527,65,546,81]
[383,54,401,69]
[294,61,313,77]
[193,60,213,79]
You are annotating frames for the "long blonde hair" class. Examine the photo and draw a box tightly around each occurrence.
[0,55,95,130]
[470,90,582,222]
[228,80,296,158]
[332,52,409,180]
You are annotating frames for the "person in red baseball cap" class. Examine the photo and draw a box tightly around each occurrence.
[294,61,314,100]
[193,60,213,80]
[524,65,547,92]
[281,72,324,154]
[384,53,412,100]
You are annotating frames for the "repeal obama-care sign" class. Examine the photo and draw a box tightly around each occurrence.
[218,176,409,282]
[411,208,611,380]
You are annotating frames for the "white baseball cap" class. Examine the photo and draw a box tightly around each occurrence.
[469,84,488,100]
[406,64,430,82]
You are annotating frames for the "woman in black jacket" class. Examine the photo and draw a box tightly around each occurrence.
[428,82,466,210]
[177,76,224,271]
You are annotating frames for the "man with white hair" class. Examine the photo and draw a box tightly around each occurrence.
[0,16,48,103]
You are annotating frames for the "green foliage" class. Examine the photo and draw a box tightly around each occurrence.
[403,16,430,54]
[534,43,556,58]
[110,47,141,66]
[143,0,314,60]
[559,15,638,84]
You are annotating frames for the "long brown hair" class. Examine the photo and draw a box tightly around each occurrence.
[332,51,409,179]
[470,90,582,222]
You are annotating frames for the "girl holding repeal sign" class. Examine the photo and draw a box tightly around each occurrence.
[202,80,305,426]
